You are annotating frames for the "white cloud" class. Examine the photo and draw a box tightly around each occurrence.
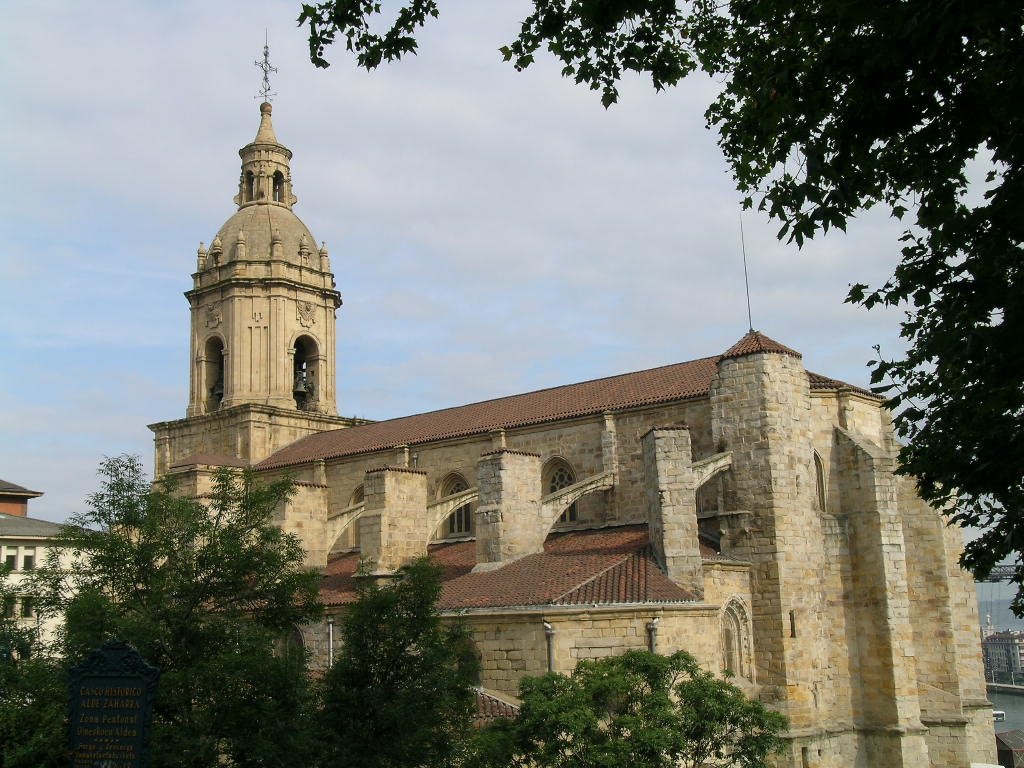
[1,0,912,522]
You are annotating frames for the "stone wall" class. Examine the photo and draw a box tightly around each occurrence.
[360,466,429,574]
[313,400,715,557]
[150,403,357,475]
[475,449,543,569]
[461,606,724,697]
[711,350,828,729]
[834,428,930,765]
[642,427,703,596]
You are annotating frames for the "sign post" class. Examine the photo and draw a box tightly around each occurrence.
[68,639,159,768]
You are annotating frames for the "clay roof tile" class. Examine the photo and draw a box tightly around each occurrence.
[321,525,710,610]
[720,330,802,360]
[262,337,873,471]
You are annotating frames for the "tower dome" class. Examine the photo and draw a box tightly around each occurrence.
[206,102,321,268]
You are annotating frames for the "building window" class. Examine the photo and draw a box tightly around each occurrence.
[545,460,578,523]
[204,336,225,412]
[813,452,826,511]
[293,336,319,411]
[20,598,33,619]
[2,596,14,619]
[22,549,34,571]
[4,553,15,571]
[441,474,473,536]
[722,598,752,681]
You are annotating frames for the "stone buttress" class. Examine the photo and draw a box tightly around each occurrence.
[710,334,835,763]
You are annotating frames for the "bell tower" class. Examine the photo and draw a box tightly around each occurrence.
[150,99,361,476]
[186,100,340,418]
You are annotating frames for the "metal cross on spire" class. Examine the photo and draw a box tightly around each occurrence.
[255,32,277,102]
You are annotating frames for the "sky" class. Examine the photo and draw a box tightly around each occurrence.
[0,1,914,524]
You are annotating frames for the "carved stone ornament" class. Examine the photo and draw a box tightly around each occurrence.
[297,301,316,328]
[205,303,222,328]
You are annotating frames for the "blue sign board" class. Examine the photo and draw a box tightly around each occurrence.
[69,640,159,768]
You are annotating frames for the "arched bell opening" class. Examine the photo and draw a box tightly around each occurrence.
[293,335,319,411]
[272,171,285,203]
[204,336,226,412]
[244,171,256,203]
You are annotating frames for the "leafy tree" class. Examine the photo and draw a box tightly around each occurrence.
[32,455,323,768]
[317,557,478,768]
[298,1,1024,602]
[0,567,66,768]
[469,649,786,768]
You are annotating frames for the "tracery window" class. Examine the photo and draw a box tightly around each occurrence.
[441,474,473,536]
[722,598,752,680]
[546,460,578,523]
[350,485,365,507]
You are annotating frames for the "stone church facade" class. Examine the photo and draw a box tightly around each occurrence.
[150,103,996,767]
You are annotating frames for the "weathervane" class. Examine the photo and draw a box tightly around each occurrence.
[255,32,277,102]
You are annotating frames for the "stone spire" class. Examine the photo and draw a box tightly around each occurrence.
[253,101,280,144]
[234,102,297,210]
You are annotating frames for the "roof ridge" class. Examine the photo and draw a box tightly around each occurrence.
[258,356,721,469]
[549,547,640,604]
[322,355,723,433]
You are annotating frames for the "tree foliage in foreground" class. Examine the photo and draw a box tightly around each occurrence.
[0,568,66,768]
[318,557,478,768]
[470,649,786,768]
[298,0,1024,603]
[32,455,323,768]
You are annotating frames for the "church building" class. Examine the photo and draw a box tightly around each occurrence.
[149,102,996,768]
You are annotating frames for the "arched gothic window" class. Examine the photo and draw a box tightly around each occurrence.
[440,474,473,536]
[245,171,256,202]
[272,171,285,203]
[349,485,365,507]
[722,598,752,681]
[813,451,827,511]
[545,459,578,523]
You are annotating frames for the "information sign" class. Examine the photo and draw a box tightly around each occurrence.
[69,639,159,768]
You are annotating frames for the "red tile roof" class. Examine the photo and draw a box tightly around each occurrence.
[259,332,876,471]
[807,371,876,397]
[258,357,719,470]
[721,330,801,360]
[473,688,520,727]
[321,525,714,610]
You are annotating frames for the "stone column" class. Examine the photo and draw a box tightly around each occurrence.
[641,426,704,598]
[473,449,542,572]
[359,466,428,575]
